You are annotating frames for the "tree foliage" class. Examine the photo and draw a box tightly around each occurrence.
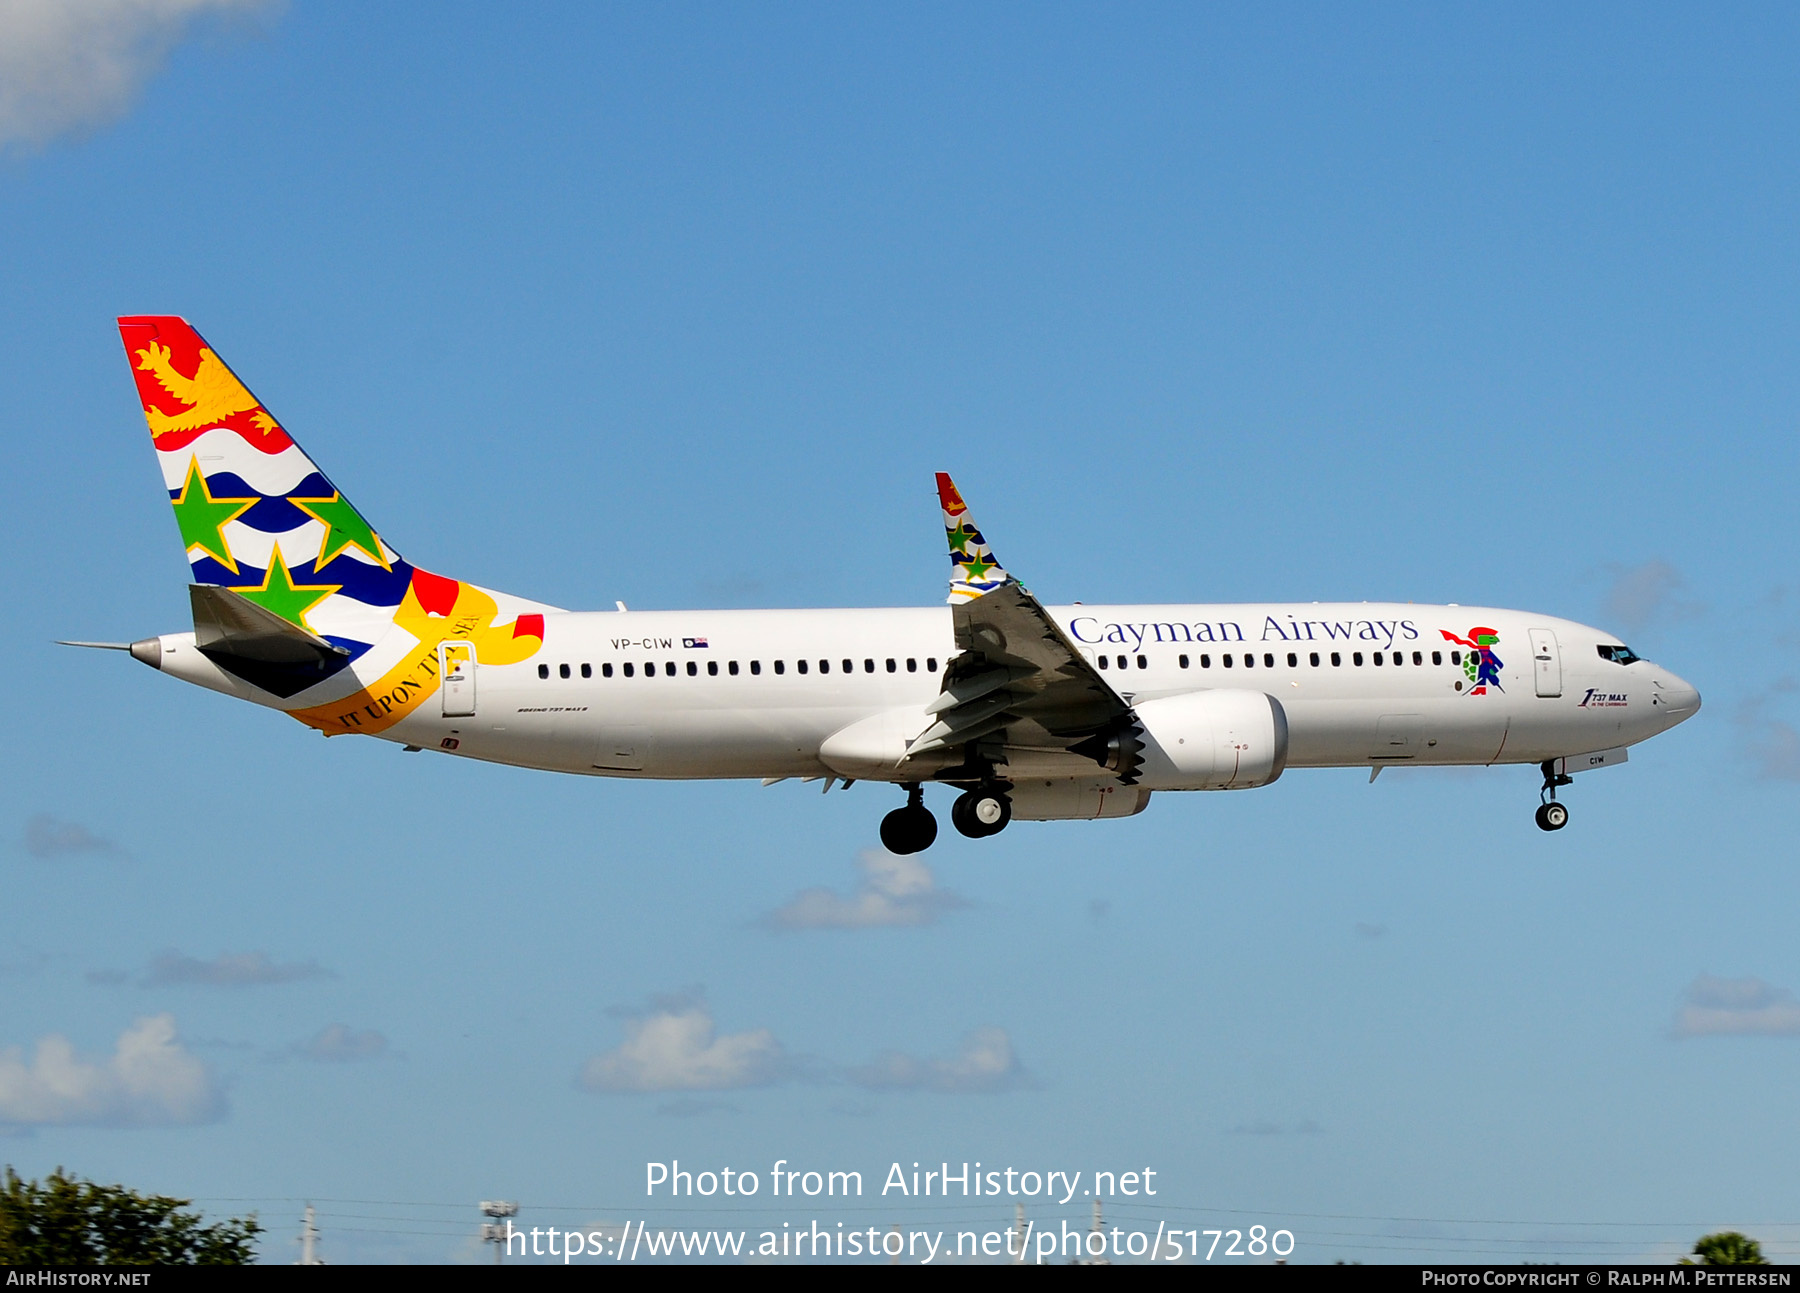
[1686,1231,1769,1266]
[0,1167,259,1265]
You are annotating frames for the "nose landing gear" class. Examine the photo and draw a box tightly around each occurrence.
[880,783,939,854]
[951,786,1013,838]
[1536,759,1572,831]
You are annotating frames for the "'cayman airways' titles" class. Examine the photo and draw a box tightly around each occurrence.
[1068,616,1422,649]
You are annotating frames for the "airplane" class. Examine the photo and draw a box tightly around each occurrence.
[66,316,1701,852]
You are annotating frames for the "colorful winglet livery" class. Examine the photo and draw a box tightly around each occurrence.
[117,316,551,726]
[937,472,1012,602]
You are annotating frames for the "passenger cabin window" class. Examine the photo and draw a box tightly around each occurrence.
[1264,653,1274,668]
[907,658,917,672]
[1287,653,1298,667]
[1450,650,1462,665]
[1331,652,1342,667]
[729,661,740,675]
[1309,652,1320,667]
[624,662,635,677]
[581,663,592,678]
[707,661,718,676]
[750,661,761,675]
[927,657,938,671]
[1432,651,1442,665]
[687,661,698,676]
[559,664,570,679]
[1223,654,1234,668]
[1097,655,1108,669]
[1353,652,1364,666]
[1201,654,1212,668]
[775,660,786,675]
[842,659,853,673]
[797,660,808,674]
[666,662,677,676]
[538,664,548,679]
[865,659,875,673]
[886,659,896,673]
[602,663,614,678]
[1413,651,1422,665]
[1178,654,1190,669]
[1137,654,1147,669]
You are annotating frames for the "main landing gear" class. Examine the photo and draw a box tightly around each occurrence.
[1535,759,1572,832]
[880,784,938,855]
[951,786,1012,839]
[879,783,1016,852]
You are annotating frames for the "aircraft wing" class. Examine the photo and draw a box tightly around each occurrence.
[908,475,1142,782]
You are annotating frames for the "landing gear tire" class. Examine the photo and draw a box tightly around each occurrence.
[952,789,1013,839]
[1535,802,1568,832]
[881,804,938,854]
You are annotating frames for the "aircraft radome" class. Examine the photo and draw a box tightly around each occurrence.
[65,317,1701,853]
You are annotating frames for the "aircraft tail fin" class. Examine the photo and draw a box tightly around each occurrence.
[117,316,551,723]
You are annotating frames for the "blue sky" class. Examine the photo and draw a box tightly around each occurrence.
[2,1,1798,1264]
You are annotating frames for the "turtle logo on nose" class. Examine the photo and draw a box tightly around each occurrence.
[1441,627,1504,695]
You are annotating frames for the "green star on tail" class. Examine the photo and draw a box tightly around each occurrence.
[959,554,996,582]
[233,547,339,631]
[290,491,388,569]
[945,522,978,555]
[170,456,257,572]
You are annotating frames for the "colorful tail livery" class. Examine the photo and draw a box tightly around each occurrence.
[117,316,551,729]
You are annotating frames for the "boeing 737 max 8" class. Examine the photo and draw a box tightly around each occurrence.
[68,317,1701,852]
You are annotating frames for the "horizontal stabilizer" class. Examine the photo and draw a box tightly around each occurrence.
[190,584,350,665]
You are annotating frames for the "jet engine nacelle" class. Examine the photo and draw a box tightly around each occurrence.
[1007,780,1151,820]
[1130,689,1289,790]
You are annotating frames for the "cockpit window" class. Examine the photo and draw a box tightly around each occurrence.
[1597,644,1642,665]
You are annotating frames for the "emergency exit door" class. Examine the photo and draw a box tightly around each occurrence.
[440,642,476,717]
[1528,628,1562,698]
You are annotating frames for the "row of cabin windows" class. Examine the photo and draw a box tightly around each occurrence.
[1099,649,1461,670]
[538,657,941,680]
[540,648,1466,681]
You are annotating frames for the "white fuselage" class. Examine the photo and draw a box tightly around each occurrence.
[194,600,1693,787]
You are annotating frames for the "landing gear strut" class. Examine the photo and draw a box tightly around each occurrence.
[880,783,938,854]
[951,786,1013,839]
[1536,759,1571,832]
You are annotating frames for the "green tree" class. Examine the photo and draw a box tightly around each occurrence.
[1682,1231,1769,1266]
[0,1167,259,1265]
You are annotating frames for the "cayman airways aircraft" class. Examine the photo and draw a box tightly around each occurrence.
[69,317,1700,852]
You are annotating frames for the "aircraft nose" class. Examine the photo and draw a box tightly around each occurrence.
[1657,673,1701,723]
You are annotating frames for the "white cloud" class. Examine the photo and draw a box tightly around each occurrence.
[1601,560,1704,636]
[1673,975,1800,1038]
[0,1014,223,1127]
[0,0,271,150]
[24,815,118,859]
[293,1024,388,1062]
[579,994,788,1093]
[762,851,968,930]
[848,1026,1030,1094]
[142,949,331,987]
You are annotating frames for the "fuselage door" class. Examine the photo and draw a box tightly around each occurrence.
[440,642,477,717]
[1529,628,1562,698]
